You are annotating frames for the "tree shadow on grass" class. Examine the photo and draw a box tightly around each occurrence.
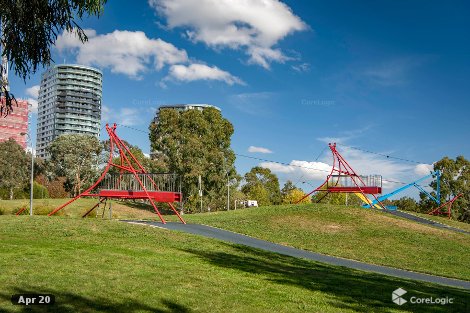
[181,243,469,313]
[0,288,191,313]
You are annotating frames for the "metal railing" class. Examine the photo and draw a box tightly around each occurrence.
[98,173,181,193]
[327,174,382,188]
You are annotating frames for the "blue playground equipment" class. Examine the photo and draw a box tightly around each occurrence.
[362,171,440,210]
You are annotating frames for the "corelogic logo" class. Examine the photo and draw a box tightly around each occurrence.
[392,288,455,306]
[392,288,407,305]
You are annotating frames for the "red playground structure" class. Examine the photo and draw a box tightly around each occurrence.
[48,123,186,224]
[297,143,386,209]
[428,193,463,219]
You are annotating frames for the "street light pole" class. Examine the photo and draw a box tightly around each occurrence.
[21,132,34,216]
[29,143,34,216]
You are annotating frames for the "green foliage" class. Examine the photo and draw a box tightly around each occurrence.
[242,167,281,206]
[32,181,49,199]
[421,156,470,222]
[47,134,102,197]
[391,196,419,212]
[149,108,236,211]
[35,175,68,198]
[281,180,310,204]
[105,140,167,174]
[283,189,310,204]
[0,139,29,199]
[0,0,107,115]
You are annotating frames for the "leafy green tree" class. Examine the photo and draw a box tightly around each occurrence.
[244,183,270,206]
[392,196,419,212]
[1,0,107,116]
[104,139,167,174]
[149,108,236,211]
[281,180,296,198]
[421,156,470,221]
[242,167,281,206]
[47,134,102,197]
[283,189,311,204]
[0,139,29,199]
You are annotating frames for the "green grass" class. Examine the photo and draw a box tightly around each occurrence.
[411,211,470,232]
[0,198,158,219]
[171,204,470,281]
[0,216,469,312]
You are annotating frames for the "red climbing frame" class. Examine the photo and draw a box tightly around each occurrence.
[428,193,463,219]
[48,123,186,224]
[296,143,386,208]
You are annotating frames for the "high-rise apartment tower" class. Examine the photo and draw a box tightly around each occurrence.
[36,64,102,158]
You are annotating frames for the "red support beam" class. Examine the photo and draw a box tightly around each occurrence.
[297,143,386,209]
[428,193,463,219]
[48,123,185,224]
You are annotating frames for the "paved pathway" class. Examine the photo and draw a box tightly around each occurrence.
[124,221,470,290]
[382,209,470,234]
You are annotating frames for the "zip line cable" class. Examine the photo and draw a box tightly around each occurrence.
[111,124,433,186]
[336,143,425,165]
[293,146,328,187]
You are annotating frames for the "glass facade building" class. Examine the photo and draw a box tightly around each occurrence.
[36,64,102,158]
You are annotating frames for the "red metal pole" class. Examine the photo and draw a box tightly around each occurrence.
[108,129,168,224]
[48,124,116,216]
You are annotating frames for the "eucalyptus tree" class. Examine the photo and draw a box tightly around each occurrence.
[47,134,102,197]
[149,107,236,211]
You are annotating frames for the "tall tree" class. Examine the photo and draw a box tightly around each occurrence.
[0,0,107,116]
[47,134,102,197]
[242,166,281,206]
[0,139,29,199]
[281,180,297,199]
[421,156,470,221]
[149,108,236,210]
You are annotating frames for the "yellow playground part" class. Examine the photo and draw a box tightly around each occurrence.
[352,192,382,209]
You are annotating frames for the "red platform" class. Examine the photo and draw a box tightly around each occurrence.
[327,187,382,194]
[91,190,182,202]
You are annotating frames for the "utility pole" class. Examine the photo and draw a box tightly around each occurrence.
[198,175,202,212]
[227,171,230,210]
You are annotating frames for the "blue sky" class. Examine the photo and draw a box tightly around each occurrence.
[11,0,470,198]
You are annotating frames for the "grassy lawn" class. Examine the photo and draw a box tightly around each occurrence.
[171,204,470,281]
[0,216,469,312]
[411,211,470,232]
[0,198,158,219]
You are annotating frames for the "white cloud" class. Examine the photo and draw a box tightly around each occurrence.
[414,163,434,176]
[248,146,273,154]
[24,85,40,113]
[150,0,307,69]
[25,85,39,98]
[166,63,244,85]
[56,29,188,79]
[260,160,332,181]
[292,62,310,73]
[102,105,141,126]
[26,98,38,113]
[56,29,242,86]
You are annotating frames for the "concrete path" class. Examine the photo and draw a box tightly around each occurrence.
[124,221,470,290]
[382,209,470,234]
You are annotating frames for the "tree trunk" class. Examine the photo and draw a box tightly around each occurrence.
[9,187,13,200]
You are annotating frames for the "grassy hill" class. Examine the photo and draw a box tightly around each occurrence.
[174,204,470,281]
[1,216,469,312]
